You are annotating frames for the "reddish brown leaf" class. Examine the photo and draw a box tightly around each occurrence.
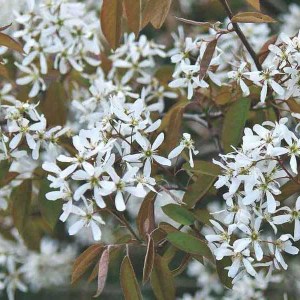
[143,234,155,284]
[231,12,276,23]
[94,248,110,298]
[137,192,155,239]
[258,35,277,64]
[124,0,141,37]
[142,0,172,29]
[100,0,123,49]
[0,32,23,53]
[246,0,260,10]
[199,39,217,79]
[72,244,103,284]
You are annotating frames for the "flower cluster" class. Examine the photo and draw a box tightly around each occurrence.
[13,0,101,97]
[0,220,76,300]
[206,118,300,282]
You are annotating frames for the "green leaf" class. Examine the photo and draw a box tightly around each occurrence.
[222,98,251,153]
[167,232,212,260]
[124,0,141,37]
[100,0,123,49]
[216,257,233,289]
[183,160,221,177]
[183,174,216,208]
[150,255,175,300]
[162,204,195,225]
[38,178,63,229]
[11,180,32,234]
[120,255,143,300]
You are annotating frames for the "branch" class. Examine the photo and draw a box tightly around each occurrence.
[218,0,262,71]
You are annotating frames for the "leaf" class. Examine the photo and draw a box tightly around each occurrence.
[72,244,103,284]
[183,160,221,177]
[40,81,67,126]
[137,192,155,239]
[124,0,141,37]
[94,248,110,297]
[143,234,155,284]
[150,254,175,300]
[287,99,300,114]
[162,204,195,225]
[0,32,23,53]
[120,255,143,300]
[258,35,277,64]
[100,0,123,49]
[38,178,63,229]
[142,0,172,29]
[231,12,276,23]
[222,98,251,153]
[216,258,233,289]
[246,0,260,10]
[193,209,211,225]
[11,180,32,234]
[183,174,216,208]
[199,39,217,79]
[175,17,213,28]
[167,232,212,259]
[276,178,300,202]
[171,254,191,277]
[159,100,189,153]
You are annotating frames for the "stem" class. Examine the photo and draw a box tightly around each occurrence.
[218,0,262,71]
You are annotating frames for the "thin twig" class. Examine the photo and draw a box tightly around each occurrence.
[218,0,262,71]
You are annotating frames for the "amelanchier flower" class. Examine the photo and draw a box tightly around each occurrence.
[168,133,199,167]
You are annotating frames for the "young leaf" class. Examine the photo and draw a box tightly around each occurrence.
[120,255,143,300]
[246,0,260,10]
[167,232,212,260]
[162,204,195,225]
[222,98,251,153]
[231,12,276,23]
[94,248,110,298]
[0,32,23,53]
[142,0,172,29]
[150,254,175,300]
[124,0,141,37]
[11,179,32,234]
[41,81,67,126]
[137,192,155,239]
[100,0,123,49]
[143,234,155,284]
[72,244,103,284]
[159,100,189,153]
[199,39,217,79]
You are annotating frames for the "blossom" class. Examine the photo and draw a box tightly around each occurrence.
[168,133,199,167]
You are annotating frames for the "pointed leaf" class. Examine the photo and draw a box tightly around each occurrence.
[167,232,212,260]
[231,12,276,23]
[120,255,142,300]
[143,234,155,284]
[150,254,175,300]
[0,32,23,53]
[222,98,251,153]
[94,248,110,297]
[162,204,195,225]
[199,39,217,79]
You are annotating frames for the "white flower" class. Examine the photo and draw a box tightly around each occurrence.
[67,200,105,241]
[168,133,199,167]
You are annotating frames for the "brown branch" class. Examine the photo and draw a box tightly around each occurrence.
[218,0,262,71]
